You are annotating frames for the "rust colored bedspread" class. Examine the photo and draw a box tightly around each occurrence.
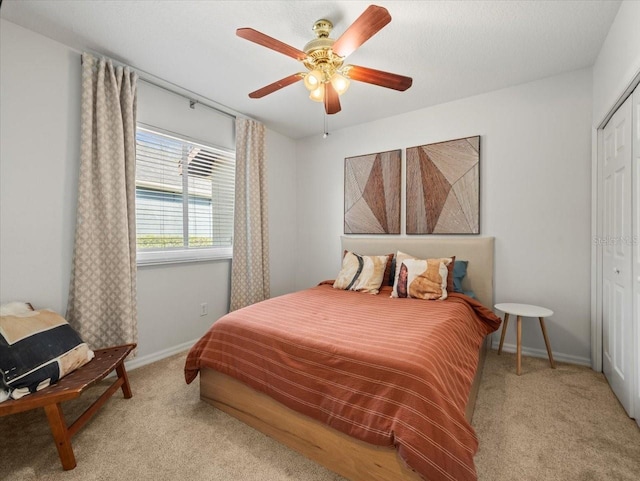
[185,284,500,481]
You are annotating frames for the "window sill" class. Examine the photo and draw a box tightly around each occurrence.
[137,247,232,266]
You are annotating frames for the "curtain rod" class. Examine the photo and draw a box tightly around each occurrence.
[137,77,237,121]
[81,50,248,122]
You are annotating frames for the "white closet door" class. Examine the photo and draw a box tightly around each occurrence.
[603,94,633,417]
[633,86,640,427]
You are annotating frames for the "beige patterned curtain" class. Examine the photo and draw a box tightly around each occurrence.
[230,118,270,311]
[66,53,138,349]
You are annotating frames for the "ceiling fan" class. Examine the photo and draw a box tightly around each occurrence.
[236,4,413,115]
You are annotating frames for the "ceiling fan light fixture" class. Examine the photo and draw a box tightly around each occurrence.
[330,72,350,95]
[309,84,325,102]
[237,5,412,115]
[304,69,324,91]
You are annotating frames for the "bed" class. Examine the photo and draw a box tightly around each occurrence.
[185,237,499,481]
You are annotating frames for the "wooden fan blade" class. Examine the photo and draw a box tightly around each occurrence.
[344,65,412,91]
[324,82,341,115]
[249,73,303,99]
[332,5,392,58]
[237,28,308,61]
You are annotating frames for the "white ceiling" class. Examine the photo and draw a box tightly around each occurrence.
[1,0,621,139]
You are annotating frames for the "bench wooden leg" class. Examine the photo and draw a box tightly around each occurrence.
[116,362,133,399]
[43,403,76,470]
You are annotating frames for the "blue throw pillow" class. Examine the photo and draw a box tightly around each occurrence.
[453,260,468,293]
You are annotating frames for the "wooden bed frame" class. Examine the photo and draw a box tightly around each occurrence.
[200,237,495,481]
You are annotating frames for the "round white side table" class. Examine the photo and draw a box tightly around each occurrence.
[494,303,555,375]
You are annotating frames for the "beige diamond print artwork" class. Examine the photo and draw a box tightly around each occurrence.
[406,136,480,234]
[344,149,401,234]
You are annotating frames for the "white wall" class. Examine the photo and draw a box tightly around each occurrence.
[295,69,593,364]
[137,81,235,149]
[0,19,80,313]
[267,129,298,297]
[133,81,235,360]
[592,0,640,127]
[0,20,297,362]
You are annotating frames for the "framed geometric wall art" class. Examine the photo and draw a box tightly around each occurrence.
[406,136,480,234]
[344,149,401,234]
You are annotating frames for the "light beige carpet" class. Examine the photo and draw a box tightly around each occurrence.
[474,351,640,481]
[1,350,638,480]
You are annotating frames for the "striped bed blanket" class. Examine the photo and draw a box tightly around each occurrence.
[185,283,500,481]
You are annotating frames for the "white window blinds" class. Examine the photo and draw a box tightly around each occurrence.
[135,126,235,264]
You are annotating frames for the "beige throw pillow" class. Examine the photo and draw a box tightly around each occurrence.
[392,252,453,299]
[333,252,389,294]
[395,258,449,300]
[391,251,416,296]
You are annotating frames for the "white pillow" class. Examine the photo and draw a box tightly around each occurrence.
[0,302,34,317]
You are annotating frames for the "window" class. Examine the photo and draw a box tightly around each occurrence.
[135,125,235,265]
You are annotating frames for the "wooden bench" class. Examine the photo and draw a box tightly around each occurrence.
[0,343,136,470]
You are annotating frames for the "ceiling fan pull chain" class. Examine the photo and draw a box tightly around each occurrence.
[323,112,329,139]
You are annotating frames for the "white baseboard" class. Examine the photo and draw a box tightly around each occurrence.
[124,339,198,371]
[118,338,593,372]
[491,340,592,367]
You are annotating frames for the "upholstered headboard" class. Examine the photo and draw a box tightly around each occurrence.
[341,236,495,308]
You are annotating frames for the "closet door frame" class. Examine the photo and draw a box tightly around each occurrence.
[602,95,633,416]
[592,73,640,425]
[633,88,640,424]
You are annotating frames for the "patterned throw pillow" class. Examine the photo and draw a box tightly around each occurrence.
[333,252,390,294]
[394,258,450,300]
[0,308,94,400]
[391,252,454,298]
[343,250,395,287]
[391,251,416,292]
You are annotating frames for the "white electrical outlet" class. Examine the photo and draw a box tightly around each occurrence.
[200,303,208,317]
